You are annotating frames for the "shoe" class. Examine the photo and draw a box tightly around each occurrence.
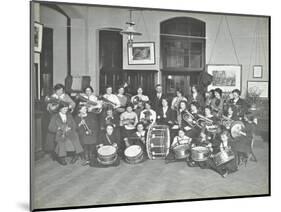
[70,155,79,164]
[221,170,228,178]
[57,157,67,166]
[81,160,90,166]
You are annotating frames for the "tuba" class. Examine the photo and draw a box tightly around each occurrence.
[182,110,197,127]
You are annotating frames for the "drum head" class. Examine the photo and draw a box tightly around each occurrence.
[98,145,116,156]
[125,145,142,157]
[174,144,190,151]
[230,121,245,138]
[192,146,208,152]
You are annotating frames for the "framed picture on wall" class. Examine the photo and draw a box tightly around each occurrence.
[253,65,263,78]
[207,64,242,92]
[128,42,155,65]
[247,80,268,98]
[34,22,43,53]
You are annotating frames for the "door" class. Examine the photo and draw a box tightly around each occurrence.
[162,73,190,100]
[99,30,123,94]
[125,70,156,96]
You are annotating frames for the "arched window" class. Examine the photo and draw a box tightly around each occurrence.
[161,17,206,71]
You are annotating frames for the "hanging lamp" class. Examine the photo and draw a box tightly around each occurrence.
[120,10,142,47]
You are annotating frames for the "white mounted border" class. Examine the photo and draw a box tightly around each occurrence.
[207,64,242,92]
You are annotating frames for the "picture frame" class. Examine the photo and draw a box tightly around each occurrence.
[253,65,263,78]
[247,80,268,98]
[207,64,242,92]
[34,22,43,53]
[128,42,155,65]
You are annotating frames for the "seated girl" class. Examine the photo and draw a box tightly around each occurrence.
[48,101,84,166]
[165,129,192,162]
[120,104,138,140]
[124,122,148,158]
[188,130,238,178]
[90,124,122,167]
[140,102,156,129]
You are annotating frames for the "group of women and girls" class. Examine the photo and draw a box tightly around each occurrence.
[45,82,257,177]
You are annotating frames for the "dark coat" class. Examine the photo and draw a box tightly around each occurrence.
[99,130,124,154]
[151,93,166,111]
[156,107,175,125]
[188,93,205,109]
[75,113,99,145]
[48,113,83,157]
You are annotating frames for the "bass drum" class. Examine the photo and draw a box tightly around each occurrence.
[124,145,144,164]
[97,145,117,165]
[146,125,170,160]
[213,149,235,166]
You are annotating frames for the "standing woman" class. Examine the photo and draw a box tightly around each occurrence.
[131,87,149,109]
[48,102,84,165]
[157,98,174,126]
[188,85,204,109]
[75,105,99,165]
[210,88,224,117]
[116,86,128,113]
[171,89,188,111]
[45,84,76,155]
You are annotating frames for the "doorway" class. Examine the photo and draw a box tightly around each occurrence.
[162,73,190,100]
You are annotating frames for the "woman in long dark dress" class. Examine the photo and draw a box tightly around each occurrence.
[48,102,84,165]
[75,105,99,165]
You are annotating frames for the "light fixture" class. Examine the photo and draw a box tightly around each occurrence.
[120,10,142,47]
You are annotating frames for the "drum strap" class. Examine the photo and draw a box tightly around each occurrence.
[105,134,113,145]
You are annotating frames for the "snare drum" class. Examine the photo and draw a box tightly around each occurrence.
[97,145,117,165]
[213,149,235,166]
[146,125,170,160]
[124,145,144,164]
[173,144,190,159]
[191,146,210,161]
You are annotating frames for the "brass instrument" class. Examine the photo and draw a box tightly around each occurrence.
[76,94,102,114]
[45,96,69,113]
[182,110,197,127]
[221,115,234,129]
[79,116,92,135]
[100,96,118,108]
[195,114,215,129]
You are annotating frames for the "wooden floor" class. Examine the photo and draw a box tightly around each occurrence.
[32,135,269,210]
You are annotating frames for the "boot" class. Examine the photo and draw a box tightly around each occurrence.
[57,157,67,166]
[70,154,79,164]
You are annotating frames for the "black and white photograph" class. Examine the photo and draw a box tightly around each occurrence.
[30,0,270,211]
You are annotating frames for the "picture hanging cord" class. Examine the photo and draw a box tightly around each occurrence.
[208,15,240,65]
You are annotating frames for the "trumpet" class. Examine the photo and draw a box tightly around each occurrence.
[79,116,92,135]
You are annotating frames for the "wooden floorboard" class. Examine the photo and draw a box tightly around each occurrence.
[32,136,269,209]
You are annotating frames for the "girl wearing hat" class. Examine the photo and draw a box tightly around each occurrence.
[48,101,84,166]
[46,84,76,114]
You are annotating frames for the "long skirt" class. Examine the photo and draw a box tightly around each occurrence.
[55,132,83,157]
